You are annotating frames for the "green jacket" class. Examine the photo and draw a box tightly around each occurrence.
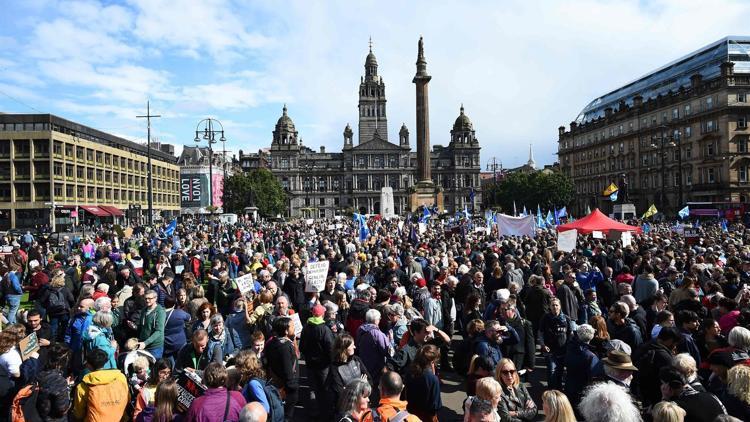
[138,305,165,349]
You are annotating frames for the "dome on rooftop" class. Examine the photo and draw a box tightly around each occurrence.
[452,105,473,132]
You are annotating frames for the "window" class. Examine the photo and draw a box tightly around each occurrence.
[740,166,748,183]
[686,173,692,185]
[673,172,680,186]
[706,142,715,157]
[319,197,325,206]
[739,93,747,103]
[739,117,747,129]
[662,112,668,123]
[685,126,692,138]
[619,142,624,153]
[65,164,73,178]
[684,104,691,116]
[708,168,715,183]
[686,145,692,159]
[673,108,679,119]
[706,97,714,110]
[739,138,748,153]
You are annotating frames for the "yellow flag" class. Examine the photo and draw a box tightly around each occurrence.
[603,183,619,197]
[642,204,658,218]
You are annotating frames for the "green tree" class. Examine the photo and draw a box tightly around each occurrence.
[488,171,574,212]
[222,169,286,217]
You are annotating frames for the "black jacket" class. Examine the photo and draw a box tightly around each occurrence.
[265,336,299,390]
[503,315,535,370]
[175,343,215,372]
[299,321,335,369]
[522,285,551,331]
[671,386,727,422]
[282,274,306,312]
[632,340,674,406]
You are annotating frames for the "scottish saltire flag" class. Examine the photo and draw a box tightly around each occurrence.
[469,188,475,204]
[610,191,618,202]
[678,206,690,219]
[536,212,546,229]
[420,207,431,223]
[721,219,729,232]
[554,207,560,225]
[463,206,471,219]
[164,219,177,237]
[521,206,527,217]
[513,201,518,216]
[545,210,554,226]
[558,207,568,218]
[643,222,650,233]
[537,204,542,218]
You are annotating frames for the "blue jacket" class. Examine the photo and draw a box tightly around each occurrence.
[65,312,93,353]
[207,327,241,362]
[576,270,603,292]
[163,308,191,356]
[83,324,117,369]
[473,326,520,368]
[5,271,23,295]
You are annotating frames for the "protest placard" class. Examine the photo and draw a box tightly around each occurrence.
[176,370,207,412]
[621,231,632,247]
[290,312,303,337]
[305,260,329,292]
[234,273,255,295]
[557,229,577,252]
[19,332,39,361]
[592,231,604,239]
[418,223,426,234]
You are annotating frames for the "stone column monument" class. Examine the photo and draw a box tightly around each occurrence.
[410,36,443,212]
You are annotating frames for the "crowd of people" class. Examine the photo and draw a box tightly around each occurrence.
[0,214,749,422]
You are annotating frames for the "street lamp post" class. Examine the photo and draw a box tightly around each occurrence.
[194,118,226,212]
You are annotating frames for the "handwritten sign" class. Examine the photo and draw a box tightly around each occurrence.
[176,370,207,412]
[19,332,40,361]
[290,312,303,338]
[418,223,426,235]
[234,273,255,295]
[305,260,329,292]
[557,229,577,253]
[592,231,604,239]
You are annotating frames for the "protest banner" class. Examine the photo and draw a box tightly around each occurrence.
[592,230,604,239]
[234,273,255,295]
[19,332,39,360]
[305,260,329,292]
[557,229,577,252]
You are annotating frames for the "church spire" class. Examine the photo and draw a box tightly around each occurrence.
[527,144,536,169]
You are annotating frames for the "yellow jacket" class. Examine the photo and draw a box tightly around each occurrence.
[72,369,130,421]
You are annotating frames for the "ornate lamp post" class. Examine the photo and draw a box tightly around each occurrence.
[194,118,226,211]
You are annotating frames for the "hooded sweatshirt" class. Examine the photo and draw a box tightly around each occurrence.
[72,369,129,421]
[83,324,117,369]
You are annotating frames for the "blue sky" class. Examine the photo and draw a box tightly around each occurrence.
[1,0,750,168]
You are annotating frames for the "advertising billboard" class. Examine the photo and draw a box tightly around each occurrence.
[181,174,208,208]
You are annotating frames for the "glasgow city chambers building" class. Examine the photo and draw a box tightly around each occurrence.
[239,44,481,219]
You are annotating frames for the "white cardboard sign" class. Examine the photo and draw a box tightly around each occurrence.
[592,230,604,239]
[234,273,255,295]
[305,260,330,292]
[621,231,632,247]
[290,313,303,338]
[557,229,578,252]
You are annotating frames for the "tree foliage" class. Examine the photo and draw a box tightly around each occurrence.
[222,169,286,217]
[485,171,574,213]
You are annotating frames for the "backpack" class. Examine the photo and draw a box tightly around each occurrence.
[46,289,68,315]
[253,311,274,339]
[361,406,412,422]
[10,383,40,422]
[248,378,284,422]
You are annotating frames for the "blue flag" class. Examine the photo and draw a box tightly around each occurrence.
[164,219,177,237]
[537,204,542,218]
[546,210,554,226]
[469,188,475,204]
[721,219,728,232]
[643,222,650,234]
[537,212,546,229]
[521,206,527,217]
[558,206,568,218]
[420,207,431,223]
[678,206,690,219]
[609,191,618,202]
[463,206,471,220]
[554,207,560,225]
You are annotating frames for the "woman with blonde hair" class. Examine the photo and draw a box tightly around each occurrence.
[541,390,575,422]
[462,376,501,421]
[495,358,537,421]
[724,364,750,420]
[651,401,686,422]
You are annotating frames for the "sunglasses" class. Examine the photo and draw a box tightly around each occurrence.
[500,369,516,375]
